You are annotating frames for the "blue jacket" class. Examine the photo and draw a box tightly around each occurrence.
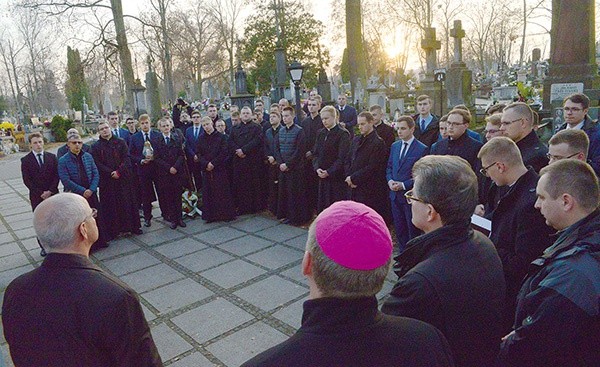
[58,151,99,194]
[498,209,600,367]
[558,116,600,176]
[112,128,132,146]
[129,130,160,176]
[184,125,204,157]
[386,139,428,201]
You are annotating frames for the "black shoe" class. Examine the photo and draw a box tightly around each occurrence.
[40,248,47,257]
[144,219,151,227]
[178,219,187,228]
[169,221,178,229]
[281,219,291,225]
[132,228,143,235]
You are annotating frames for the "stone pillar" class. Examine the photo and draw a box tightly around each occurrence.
[543,0,599,108]
[145,57,161,122]
[317,67,332,103]
[420,28,446,113]
[447,20,472,108]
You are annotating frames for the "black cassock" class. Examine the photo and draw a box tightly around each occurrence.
[345,130,391,223]
[229,121,265,215]
[300,113,324,213]
[313,124,351,213]
[91,136,141,240]
[197,131,236,222]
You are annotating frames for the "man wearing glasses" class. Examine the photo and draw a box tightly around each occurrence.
[2,193,162,366]
[555,93,600,176]
[499,102,548,173]
[382,155,505,367]
[548,129,589,165]
[477,137,554,333]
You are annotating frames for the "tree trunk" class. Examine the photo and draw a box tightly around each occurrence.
[519,0,526,65]
[110,0,135,113]
[159,0,174,102]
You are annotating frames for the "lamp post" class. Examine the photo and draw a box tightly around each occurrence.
[288,60,304,118]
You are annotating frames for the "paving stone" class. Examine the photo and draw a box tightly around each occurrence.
[216,235,273,256]
[234,276,308,311]
[92,238,140,261]
[175,248,234,273]
[0,206,31,217]
[0,225,8,234]
[154,237,207,259]
[230,216,280,233]
[142,278,213,314]
[150,323,193,362]
[5,220,33,231]
[194,227,246,245]
[20,237,39,250]
[176,219,223,235]
[0,243,23,258]
[168,352,216,367]
[200,260,266,289]
[279,266,307,284]
[0,233,15,246]
[0,264,34,289]
[134,228,186,246]
[206,321,288,366]
[142,303,157,322]
[11,227,36,240]
[245,245,303,270]
[283,234,308,250]
[272,297,307,329]
[0,252,31,273]
[3,212,33,225]
[254,225,307,243]
[1,342,13,367]
[120,263,185,293]
[102,252,161,276]
[172,298,253,344]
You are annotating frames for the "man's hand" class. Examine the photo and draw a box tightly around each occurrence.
[316,168,329,179]
[345,176,357,188]
[339,122,346,128]
[110,171,120,179]
[169,167,177,175]
[279,163,288,172]
[235,149,245,158]
[267,156,276,165]
[474,204,485,216]
[193,155,199,162]
[83,189,93,199]
[305,151,313,159]
[40,191,52,200]
[206,162,214,171]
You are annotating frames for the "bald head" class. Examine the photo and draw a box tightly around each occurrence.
[33,193,97,253]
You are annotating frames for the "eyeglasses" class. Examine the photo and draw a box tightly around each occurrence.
[404,189,428,205]
[546,152,580,161]
[479,161,498,176]
[447,122,467,127]
[484,129,501,135]
[500,118,522,126]
[563,107,583,112]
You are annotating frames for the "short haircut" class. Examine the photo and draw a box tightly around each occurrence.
[485,114,502,127]
[241,106,252,113]
[416,95,431,102]
[282,106,295,115]
[139,114,150,122]
[255,100,264,106]
[310,95,322,105]
[33,193,89,250]
[503,102,533,126]
[125,117,134,123]
[97,121,109,129]
[564,93,590,109]
[448,108,471,125]
[28,132,43,142]
[453,104,469,111]
[191,110,201,117]
[439,114,448,122]
[200,116,212,125]
[413,155,478,225]
[215,120,226,127]
[158,117,171,127]
[478,136,524,167]
[549,129,590,160]
[540,159,599,211]
[270,111,281,119]
[207,104,217,110]
[369,104,383,113]
[231,111,240,118]
[320,105,338,120]
[396,115,415,129]
[107,111,117,117]
[305,221,390,298]
[487,103,506,115]
[358,111,374,122]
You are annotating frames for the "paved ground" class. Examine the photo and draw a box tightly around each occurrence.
[0,149,396,366]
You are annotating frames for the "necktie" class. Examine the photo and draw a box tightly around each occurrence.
[114,129,119,137]
[194,127,199,139]
[165,136,170,145]
[145,133,149,142]
[37,153,43,166]
[420,119,426,132]
[400,142,408,161]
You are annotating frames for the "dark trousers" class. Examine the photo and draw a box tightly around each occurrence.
[155,175,183,223]
[139,174,157,220]
[391,194,421,253]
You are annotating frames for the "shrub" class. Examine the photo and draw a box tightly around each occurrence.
[50,115,73,142]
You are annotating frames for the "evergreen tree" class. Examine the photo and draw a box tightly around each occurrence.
[65,46,90,112]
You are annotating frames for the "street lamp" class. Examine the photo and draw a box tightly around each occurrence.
[288,60,304,118]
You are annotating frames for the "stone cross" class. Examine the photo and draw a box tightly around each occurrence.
[421,28,441,75]
[450,20,465,66]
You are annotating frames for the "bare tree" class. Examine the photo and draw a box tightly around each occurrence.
[0,31,26,121]
[435,0,462,67]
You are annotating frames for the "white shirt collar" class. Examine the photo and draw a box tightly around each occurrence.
[567,121,585,130]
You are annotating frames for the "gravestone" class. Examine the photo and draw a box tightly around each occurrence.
[543,0,600,109]
[420,28,447,114]
[317,67,332,103]
[446,20,473,108]
[230,62,254,110]
[145,57,161,122]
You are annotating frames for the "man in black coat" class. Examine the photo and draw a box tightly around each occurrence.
[430,108,483,172]
[242,201,454,367]
[21,132,59,257]
[336,94,358,138]
[478,137,554,333]
[371,104,396,149]
[2,193,162,367]
[500,102,548,173]
[382,155,505,367]
[300,95,324,214]
[413,94,440,147]
[345,111,391,223]
[152,118,186,229]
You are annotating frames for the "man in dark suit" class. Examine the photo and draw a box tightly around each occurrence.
[2,193,162,367]
[478,137,554,333]
[152,118,185,229]
[386,116,428,252]
[337,94,358,138]
[21,132,59,257]
[107,111,132,146]
[185,110,204,192]
[371,104,396,149]
[413,94,440,147]
[130,114,160,227]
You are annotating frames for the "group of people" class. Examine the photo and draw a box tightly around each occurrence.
[10,90,600,366]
